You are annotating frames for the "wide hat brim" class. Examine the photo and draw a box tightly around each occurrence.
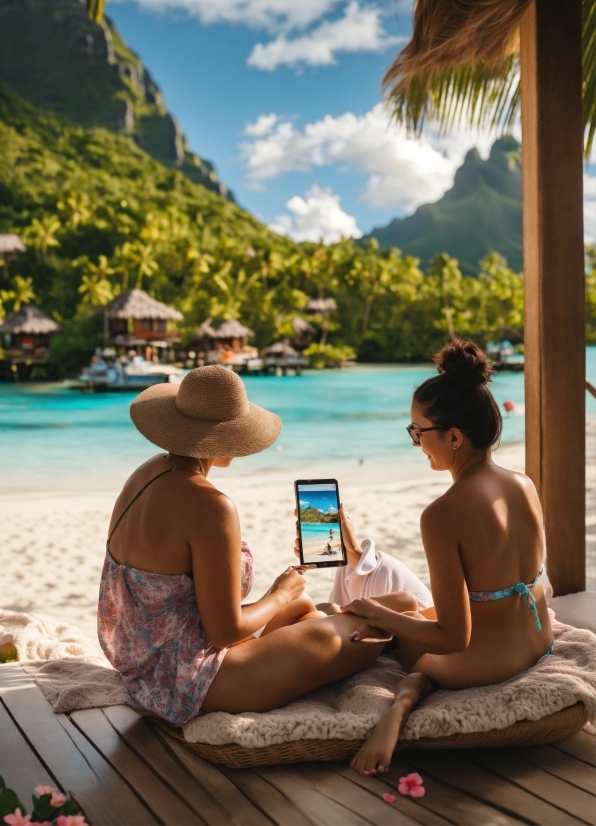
[130,382,282,458]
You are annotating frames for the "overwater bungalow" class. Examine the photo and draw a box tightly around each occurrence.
[214,318,255,350]
[0,304,61,359]
[264,338,309,375]
[104,289,183,363]
[0,233,26,270]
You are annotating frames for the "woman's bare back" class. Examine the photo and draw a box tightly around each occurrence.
[413,462,553,687]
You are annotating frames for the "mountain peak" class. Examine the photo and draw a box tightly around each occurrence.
[364,136,522,274]
[0,0,234,201]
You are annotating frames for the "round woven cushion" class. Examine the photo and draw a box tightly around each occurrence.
[150,701,588,769]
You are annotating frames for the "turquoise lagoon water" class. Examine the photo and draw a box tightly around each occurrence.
[1,349,594,493]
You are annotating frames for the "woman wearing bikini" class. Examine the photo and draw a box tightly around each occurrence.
[342,338,553,774]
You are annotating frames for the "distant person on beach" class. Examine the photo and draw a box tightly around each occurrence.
[98,366,389,725]
[336,339,553,774]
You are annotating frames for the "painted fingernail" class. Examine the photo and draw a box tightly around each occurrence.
[363,769,377,775]
[350,632,360,641]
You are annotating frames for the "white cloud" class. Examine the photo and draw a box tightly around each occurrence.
[241,104,495,212]
[113,0,342,31]
[247,2,401,70]
[269,185,362,243]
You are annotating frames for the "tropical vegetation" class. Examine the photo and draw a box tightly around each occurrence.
[0,83,594,376]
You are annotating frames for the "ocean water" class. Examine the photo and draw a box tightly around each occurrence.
[1,349,594,493]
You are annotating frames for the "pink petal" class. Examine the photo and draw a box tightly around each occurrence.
[50,793,67,807]
[34,786,57,796]
[381,793,396,805]
[406,772,424,786]
[3,810,32,826]
[409,785,426,798]
[398,784,410,796]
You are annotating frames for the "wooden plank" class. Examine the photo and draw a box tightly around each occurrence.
[70,708,202,825]
[0,664,144,826]
[291,763,419,826]
[519,0,586,594]
[218,767,313,826]
[0,699,56,810]
[518,745,596,795]
[255,765,375,826]
[554,732,596,767]
[470,748,595,824]
[56,713,158,826]
[152,728,272,825]
[403,750,584,825]
[357,756,522,826]
[104,706,258,826]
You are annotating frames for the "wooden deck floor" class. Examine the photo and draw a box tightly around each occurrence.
[1,664,594,826]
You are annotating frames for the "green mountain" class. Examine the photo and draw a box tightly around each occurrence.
[365,137,522,274]
[0,0,233,201]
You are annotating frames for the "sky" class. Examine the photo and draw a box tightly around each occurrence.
[105,0,595,245]
[298,484,339,514]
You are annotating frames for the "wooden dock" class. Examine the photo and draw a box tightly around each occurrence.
[1,664,594,826]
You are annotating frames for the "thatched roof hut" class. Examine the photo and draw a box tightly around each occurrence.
[264,339,299,357]
[0,305,61,336]
[189,319,218,350]
[215,319,255,340]
[105,289,183,321]
[0,234,26,256]
[305,298,337,314]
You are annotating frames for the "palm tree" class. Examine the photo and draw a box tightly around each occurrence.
[57,193,92,227]
[350,240,399,340]
[25,216,61,262]
[79,256,115,307]
[115,242,158,291]
[383,0,595,157]
[11,275,36,312]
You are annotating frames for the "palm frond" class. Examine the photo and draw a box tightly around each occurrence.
[86,0,105,23]
[385,0,595,159]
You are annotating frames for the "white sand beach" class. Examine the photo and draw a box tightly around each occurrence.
[2,437,594,641]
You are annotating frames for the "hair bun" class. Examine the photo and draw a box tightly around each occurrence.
[432,338,493,389]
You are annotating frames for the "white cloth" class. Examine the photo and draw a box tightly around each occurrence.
[329,539,433,610]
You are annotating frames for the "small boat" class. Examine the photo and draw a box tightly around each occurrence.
[73,352,183,392]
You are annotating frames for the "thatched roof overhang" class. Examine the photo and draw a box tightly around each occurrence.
[193,319,218,340]
[292,316,316,335]
[105,289,183,321]
[215,319,255,339]
[0,305,61,335]
[265,339,299,357]
[0,234,26,255]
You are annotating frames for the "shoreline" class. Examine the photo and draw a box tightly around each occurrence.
[1,438,593,641]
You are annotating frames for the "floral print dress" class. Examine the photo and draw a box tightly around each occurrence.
[98,541,254,725]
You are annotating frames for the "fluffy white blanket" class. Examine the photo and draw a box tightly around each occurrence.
[1,609,594,748]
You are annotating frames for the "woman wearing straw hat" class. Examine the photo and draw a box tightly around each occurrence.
[98,366,392,724]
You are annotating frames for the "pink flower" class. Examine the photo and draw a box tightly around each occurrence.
[3,809,32,826]
[50,793,67,807]
[381,793,396,805]
[56,817,88,826]
[398,772,425,798]
[34,786,57,796]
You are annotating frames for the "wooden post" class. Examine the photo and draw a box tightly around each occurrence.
[520,0,585,595]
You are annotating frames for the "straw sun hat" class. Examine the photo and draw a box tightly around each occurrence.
[130,366,282,458]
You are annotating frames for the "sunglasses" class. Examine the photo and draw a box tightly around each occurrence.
[406,423,445,446]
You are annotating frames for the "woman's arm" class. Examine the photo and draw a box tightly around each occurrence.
[190,491,306,648]
[342,500,471,655]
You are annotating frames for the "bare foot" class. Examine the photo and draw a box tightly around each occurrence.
[350,622,392,643]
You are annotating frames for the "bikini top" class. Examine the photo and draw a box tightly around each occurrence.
[468,566,544,631]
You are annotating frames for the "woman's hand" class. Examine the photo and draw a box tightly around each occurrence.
[270,566,307,604]
[339,504,362,567]
[341,597,385,625]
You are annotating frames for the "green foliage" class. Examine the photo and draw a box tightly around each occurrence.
[587,245,596,344]
[1,82,593,376]
[304,343,357,369]
[49,312,104,376]
[0,776,23,819]
[299,507,339,523]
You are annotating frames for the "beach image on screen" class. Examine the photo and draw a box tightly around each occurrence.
[298,483,342,565]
